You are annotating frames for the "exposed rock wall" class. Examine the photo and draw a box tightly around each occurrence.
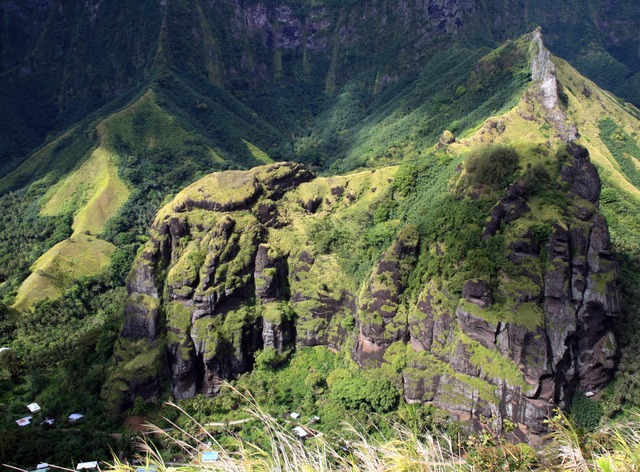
[107,32,622,437]
[529,28,578,141]
[188,0,475,89]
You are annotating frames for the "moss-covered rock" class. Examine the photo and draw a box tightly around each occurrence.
[111,133,619,438]
[355,225,419,362]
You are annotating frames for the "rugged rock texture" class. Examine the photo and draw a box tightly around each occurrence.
[529,28,578,142]
[113,139,619,437]
[355,225,419,363]
[120,162,314,399]
[483,180,531,238]
[401,142,619,437]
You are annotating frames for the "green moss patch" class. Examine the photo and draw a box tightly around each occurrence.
[459,333,530,391]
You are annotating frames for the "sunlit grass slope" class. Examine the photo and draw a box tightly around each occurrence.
[554,59,640,255]
[42,146,129,236]
[442,51,640,257]
[12,234,115,311]
[12,90,218,310]
[244,139,274,165]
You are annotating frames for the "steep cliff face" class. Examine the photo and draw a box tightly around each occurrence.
[402,143,619,435]
[103,32,626,436]
[111,142,619,437]
[182,0,473,90]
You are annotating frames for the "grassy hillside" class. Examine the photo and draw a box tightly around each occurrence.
[0,28,537,313]
[1,0,638,181]
[11,235,115,312]
[41,147,130,236]
[4,88,260,309]
[103,29,633,443]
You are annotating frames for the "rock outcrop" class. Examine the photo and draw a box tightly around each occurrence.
[402,143,619,437]
[110,35,620,434]
[111,139,619,438]
[529,28,578,142]
[355,225,419,363]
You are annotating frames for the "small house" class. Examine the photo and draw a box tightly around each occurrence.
[27,403,41,413]
[69,413,85,422]
[289,412,300,419]
[44,418,55,425]
[16,416,32,426]
[76,461,98,470]
[292,426,308,438]
[201,451,219,463]
[37,463,49,469]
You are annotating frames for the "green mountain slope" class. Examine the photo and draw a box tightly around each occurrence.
[0,30,536,311]
[1,0,639,179]
[102,30,640,439]
[0,3,638,466]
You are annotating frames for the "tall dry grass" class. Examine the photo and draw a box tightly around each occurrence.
[107,387,465,472]
[105,386,640,472]
[543,410,640,472]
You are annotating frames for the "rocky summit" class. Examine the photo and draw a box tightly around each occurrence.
[114,143,620,437]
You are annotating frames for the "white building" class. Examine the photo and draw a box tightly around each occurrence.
[292,426,308,438]
[76,461,98,470]
[16,416,32,426]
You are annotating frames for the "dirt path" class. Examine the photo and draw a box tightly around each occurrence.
[205,417,253,427]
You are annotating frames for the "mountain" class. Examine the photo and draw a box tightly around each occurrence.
[0,0,640,464]
[103,30,636,438]
[1,0,639,177]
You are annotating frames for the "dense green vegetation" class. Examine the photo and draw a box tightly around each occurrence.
[323,40,532,172]
[596,118,640,416]
[141,346,456,457]
[464,145,520,189]
[1,1,640,467]
[105,386,640,472]
[0,0,162,175]
[0,274,126,466]
[2,0,639,180]
[374,146,502,298]
[0,189,72,304]
[599,118,640,189]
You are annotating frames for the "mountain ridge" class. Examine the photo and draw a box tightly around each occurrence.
[0,5,640,464]
[102,31,626,438]
[1,0,639,178]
